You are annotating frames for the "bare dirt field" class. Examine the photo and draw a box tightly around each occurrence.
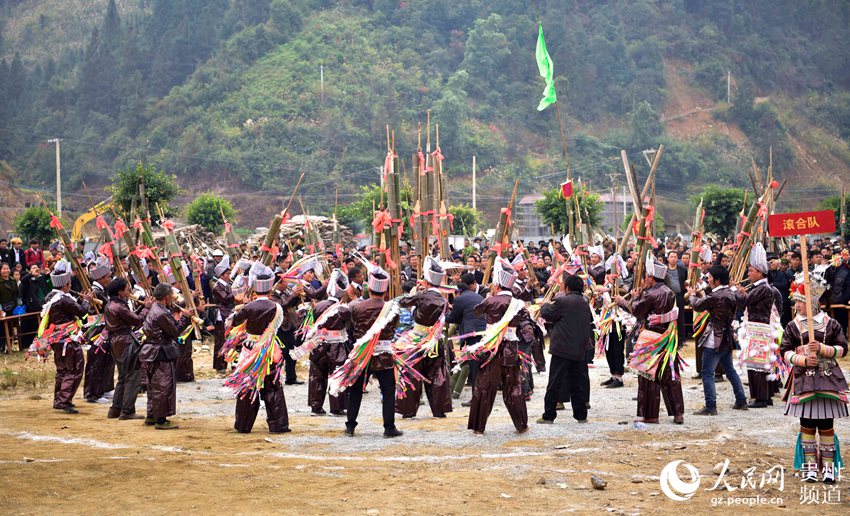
[0,343,847,515]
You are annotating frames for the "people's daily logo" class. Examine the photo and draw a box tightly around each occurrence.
[660,460,702,501]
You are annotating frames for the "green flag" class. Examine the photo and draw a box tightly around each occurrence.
[535,23,557,111]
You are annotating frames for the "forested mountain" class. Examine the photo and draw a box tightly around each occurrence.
[1,0,849,226]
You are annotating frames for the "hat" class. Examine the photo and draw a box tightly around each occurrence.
[233,258,252,274]
[50,259,73,288]
[212,249,224,257]
[510,254,525,271]
[249,261,275,293]
[494,257,517,289]
[749,242,769,275]
[588,245,604,259]
[327,268,349,299]
[213,254,231,277]
[367,265,390,293]
[89,256,111,280]
[646,252,667,280]
[792,270,828,305]
[423,256,445,286]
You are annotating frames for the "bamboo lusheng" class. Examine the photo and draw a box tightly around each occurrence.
[386,131,403,297]
[624,146,664,285]
[82,183,127,280]
[159,212,203,337]
[36,193,94,296]
[616,145,663,258]
[434,125,450,261]
[482,179,519,286]
[113,214,152,295]
[136,210,168,285]
[687,198,705,289]
[729,176,775,284]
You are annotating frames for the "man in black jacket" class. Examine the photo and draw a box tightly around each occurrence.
[687,265,748,415]
[447,273,486,400]
[537,274,593,424]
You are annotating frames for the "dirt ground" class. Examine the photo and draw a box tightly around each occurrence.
[0,343,848,515]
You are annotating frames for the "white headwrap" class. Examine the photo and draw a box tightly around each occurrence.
[749,242,768,275]
[214,254,231,277]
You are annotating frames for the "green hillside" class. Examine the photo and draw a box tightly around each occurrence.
[1,0,849,226]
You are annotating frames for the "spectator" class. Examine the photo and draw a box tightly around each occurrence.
[20,264,48,350]
[666,251,688,343]
[825,251,850,334]
[768,256,792,326]
[24,240,44,269]
[0,239,10,265]
[7,238,24,270]
[0,263,19,352]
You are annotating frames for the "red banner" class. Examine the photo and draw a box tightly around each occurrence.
[561,179,573,199]
[768,210,836,237]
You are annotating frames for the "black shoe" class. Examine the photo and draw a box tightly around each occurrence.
[63,406,79,414]
[714,374,725,383]
[606,379,624,389]
[269,427,292,434]
[767,398,774,406]
[285,380,305,385]
[118,413,145,420]
[600,378,614,386]
[585,402,591,410]
[311,408,327,416]
[329,410,346,416]
[748,400,769,408]
[402,414,415,419]
[693,407,718,416]
[732,402,749,410]
[432,413,446,418]
[144,417,156,426]
[383,427,403,438]
[461,401,472,407]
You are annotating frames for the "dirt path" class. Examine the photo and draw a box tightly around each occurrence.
[0,347,846,514]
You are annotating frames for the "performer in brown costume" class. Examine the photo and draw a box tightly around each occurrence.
[41,261,92,414]
[341,266,403,438]
[105,277,152,419]
[211,255,235,372]
[396,257,452,418]
[229,264,291,433]
[140,283,192,429]
[83,256,114,403]
[617,256,685,424]
[305,269,351,416]
[734,244,783,408]
[467,258,529,434]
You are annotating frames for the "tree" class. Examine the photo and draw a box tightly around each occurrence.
[108,162,184,219]
[818,196,849,235]
[185,192,236,234]
[534,188,603,235]
[694,185,746,238]
[448,205,482,236]
[629,100,662,149]
[14,205,67,244]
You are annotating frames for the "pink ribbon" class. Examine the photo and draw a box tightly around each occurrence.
[113,219,128,239]
[49,216,63,230]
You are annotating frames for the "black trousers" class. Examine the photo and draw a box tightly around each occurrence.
[278,329,298,383]
[346,368,396,431]
[606,329,625,376]
[111,355,141,415]
[543,355,588,421]
[463,337,482,387]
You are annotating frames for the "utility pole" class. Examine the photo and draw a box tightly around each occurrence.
[609,173,618,239]
[47,138,62,216]
[320,64,324,103]
[472,155,477,211]
[727,70,731,105]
